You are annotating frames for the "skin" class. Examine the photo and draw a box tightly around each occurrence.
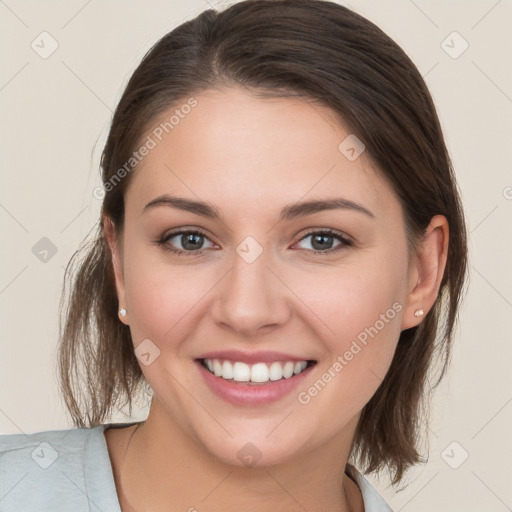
[104,86,449,512]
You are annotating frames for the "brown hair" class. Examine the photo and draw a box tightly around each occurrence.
[58,0,469,485]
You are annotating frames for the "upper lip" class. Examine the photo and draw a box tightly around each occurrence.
[195,350,316,365]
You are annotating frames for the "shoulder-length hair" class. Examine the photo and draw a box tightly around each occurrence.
[58,0,469,485]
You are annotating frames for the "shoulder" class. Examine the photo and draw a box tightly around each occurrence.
[0,425,121,512]
[0,425,100,472]
[0,424,98,453]
[345,463,395,512]
[0,425,98,474]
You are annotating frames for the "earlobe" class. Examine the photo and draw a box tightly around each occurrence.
[401,215,449,331]
[103,215,129,325]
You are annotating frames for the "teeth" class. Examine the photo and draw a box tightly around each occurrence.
[233,361,250,381]
[283,361,295,378]
[251,363,269,383]
[213,359,222,377]
[222,360,234,379]
[293,361,304,375]
[269,361,283,381]
[203,359,309,383]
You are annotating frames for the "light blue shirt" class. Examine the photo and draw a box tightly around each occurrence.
[0,423,393,511]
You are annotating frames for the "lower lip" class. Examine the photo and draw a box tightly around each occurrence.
[195,360,315,406]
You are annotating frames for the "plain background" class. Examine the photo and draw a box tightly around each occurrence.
[1,0,511,510]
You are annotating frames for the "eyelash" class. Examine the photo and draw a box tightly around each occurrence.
[155,228,353,257]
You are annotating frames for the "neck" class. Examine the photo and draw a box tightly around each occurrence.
[109,401,363,512]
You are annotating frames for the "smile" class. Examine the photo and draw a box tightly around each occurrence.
[200,358,314,384]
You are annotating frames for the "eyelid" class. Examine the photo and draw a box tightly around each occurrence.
[292,228,354,254]
[158,227,216,252]
[156,226,354,256]
[296,227,354,244]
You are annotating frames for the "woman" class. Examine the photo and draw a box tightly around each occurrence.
[0,1,468,510]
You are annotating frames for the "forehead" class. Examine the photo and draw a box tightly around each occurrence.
[125,87,401,223]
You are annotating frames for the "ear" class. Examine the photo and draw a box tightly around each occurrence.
[103,215,129,325]
[401,214,449,331]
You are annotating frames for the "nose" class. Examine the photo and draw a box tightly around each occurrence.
[211,246,291,337]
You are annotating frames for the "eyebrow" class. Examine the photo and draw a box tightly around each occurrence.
[142,194,375,221]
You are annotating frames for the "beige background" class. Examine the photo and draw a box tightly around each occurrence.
[1,0,511,510]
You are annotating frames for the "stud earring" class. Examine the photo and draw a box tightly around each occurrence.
[414,309,424,318]
[119,308,127,318]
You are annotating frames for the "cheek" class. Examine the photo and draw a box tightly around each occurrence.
[295,252,407,419]
[121,240,212,344]
[291,253,406,349]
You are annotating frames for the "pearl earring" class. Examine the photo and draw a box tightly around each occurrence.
[119,308,127,318]
[414,309,424,318]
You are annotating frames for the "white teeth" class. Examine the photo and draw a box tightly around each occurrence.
[203,358,310,383]
[282,361,295,378]
[269,361,283,381]
[222,360,234,379]
[233,362,250,382]
[251,363,269,383]
[213,359,222,377]
[294,361,306,375]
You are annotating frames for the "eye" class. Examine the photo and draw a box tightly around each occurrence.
[293,229,353,254]
[156,229,215,256]
[155,227,353,257]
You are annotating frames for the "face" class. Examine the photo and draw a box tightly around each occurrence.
[109,87,418,467]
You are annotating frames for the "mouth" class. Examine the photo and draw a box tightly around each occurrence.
[197,358,317,385]
[193,349,318,405]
